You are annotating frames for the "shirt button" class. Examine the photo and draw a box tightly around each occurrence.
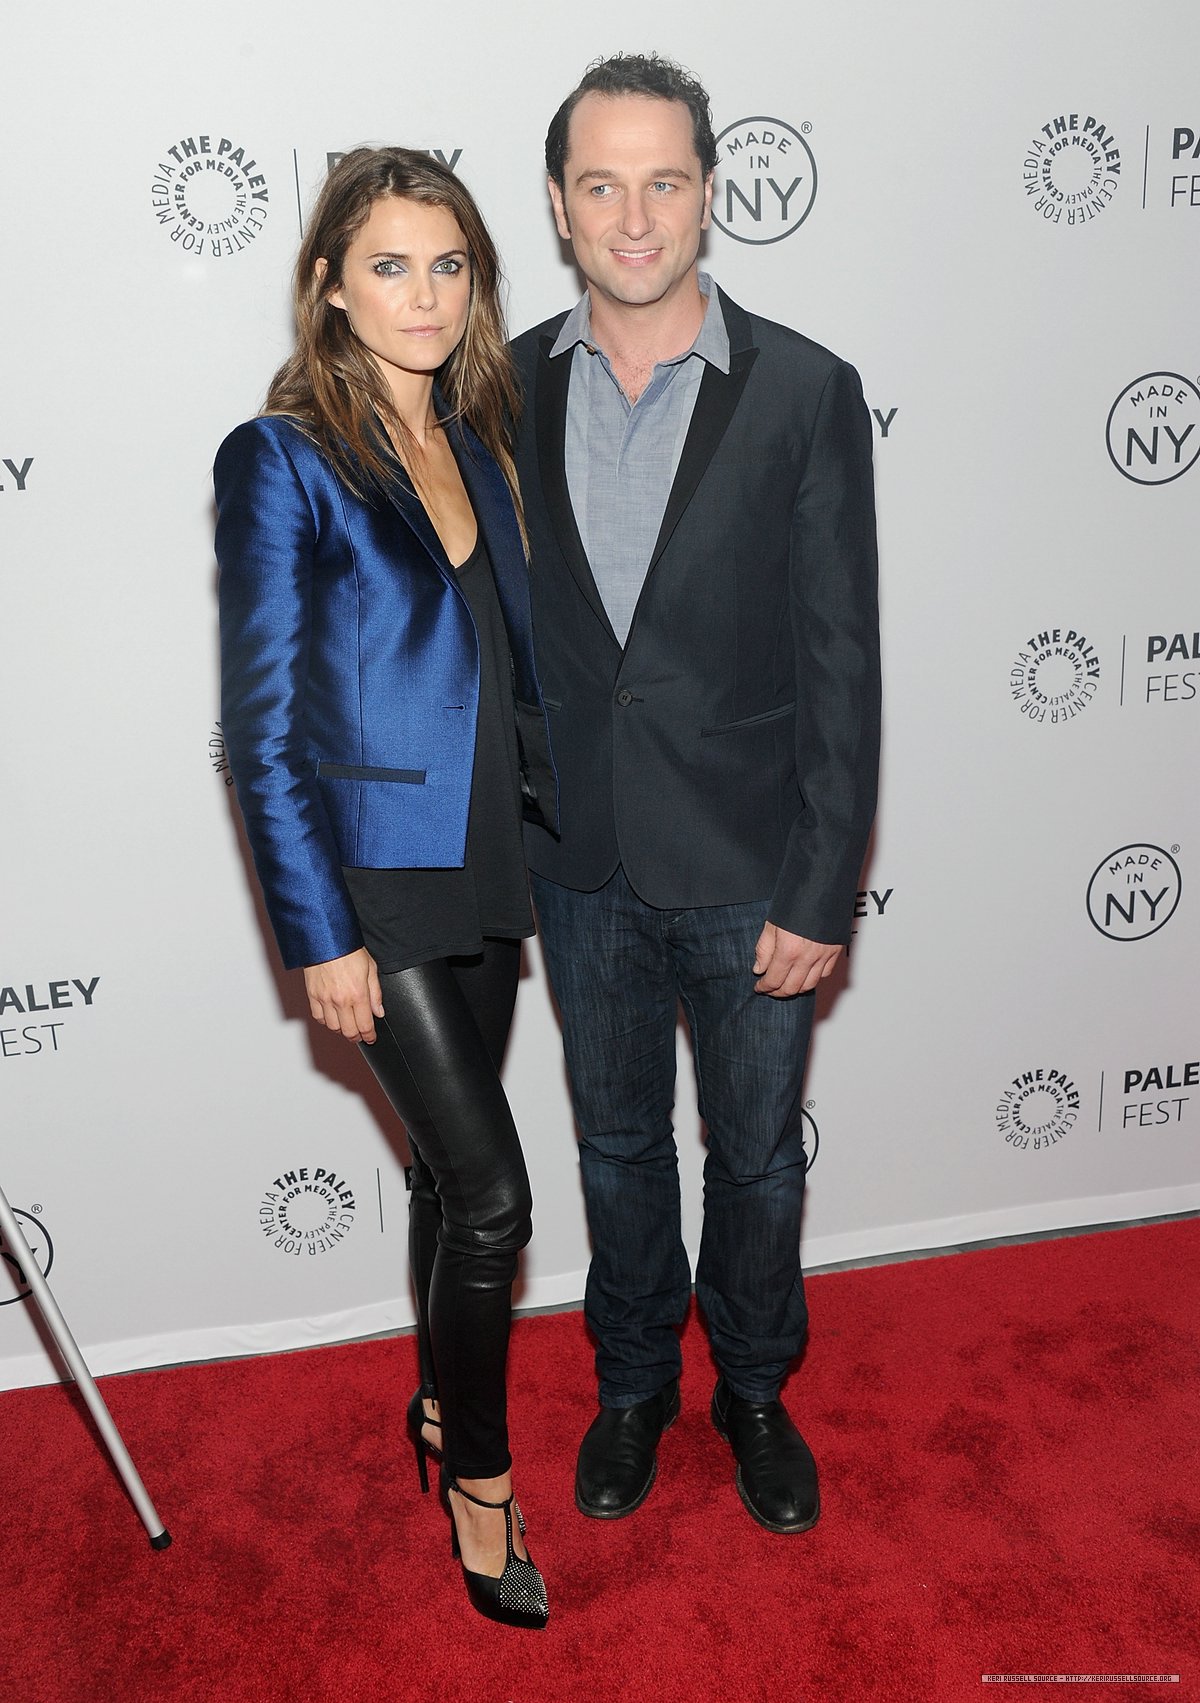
[616,688,634,707]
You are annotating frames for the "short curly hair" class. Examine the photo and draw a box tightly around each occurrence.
[545,53,718,187]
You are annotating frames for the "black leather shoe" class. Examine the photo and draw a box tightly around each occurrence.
[575,1379,681,1519]
[711,1377,820,1534]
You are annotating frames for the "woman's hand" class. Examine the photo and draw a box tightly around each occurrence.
[303,948,385,1044]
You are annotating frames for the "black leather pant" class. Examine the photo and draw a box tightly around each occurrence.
[358,941,530,1479]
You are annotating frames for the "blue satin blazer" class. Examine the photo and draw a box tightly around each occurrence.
[213,412,558,972]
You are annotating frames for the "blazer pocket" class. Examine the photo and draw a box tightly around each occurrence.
[541,697,563,712]
[700,702,796,737]
[317,761,427,784]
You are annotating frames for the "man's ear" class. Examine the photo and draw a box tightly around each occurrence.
[548,177,572,242]
[701,170,714,233]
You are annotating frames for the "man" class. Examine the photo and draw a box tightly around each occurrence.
[512,54,880,1533]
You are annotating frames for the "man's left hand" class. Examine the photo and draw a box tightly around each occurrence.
[752,922,842,998]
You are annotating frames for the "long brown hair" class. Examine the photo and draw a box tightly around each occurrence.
[264,147,522,517]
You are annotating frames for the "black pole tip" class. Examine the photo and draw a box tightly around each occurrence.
[150,1530,173,1550]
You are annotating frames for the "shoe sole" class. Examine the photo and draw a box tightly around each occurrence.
[712,1407,821,1535]
[574,1389,681,1520]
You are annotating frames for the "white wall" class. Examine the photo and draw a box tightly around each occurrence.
[3,0,1197,1387]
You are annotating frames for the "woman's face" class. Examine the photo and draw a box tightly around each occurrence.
[324,195,471,398]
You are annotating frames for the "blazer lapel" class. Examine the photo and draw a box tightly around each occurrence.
[534,336,620,645]
[644,289,758,576]
[449,416,546,709]
[376,444,456,578]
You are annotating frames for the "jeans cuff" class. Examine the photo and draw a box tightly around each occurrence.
[599,1379,677,1410]
[719,1374,782,1405]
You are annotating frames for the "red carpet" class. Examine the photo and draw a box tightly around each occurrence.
[2,1220,1197,1702]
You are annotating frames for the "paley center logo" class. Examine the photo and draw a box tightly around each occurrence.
[996,1068,1081,1152]
[259,1166,357,1257]
[1009,625,1100,725]
[209,722,234,787]
[1,457,33,494]
[1170,124,1200,208]
[0,1206,54,1305]
[1022,111,1121,225]
[1,977,101,1060]
[151,134,270,257]
[1106,373,1200,486]
[1110,1058,1197,1133]
[1119,628,1199,708]
[712,117,817,243]
[1086,844,1182,941]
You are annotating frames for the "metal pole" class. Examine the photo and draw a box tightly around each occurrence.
[0,1183,171,1549]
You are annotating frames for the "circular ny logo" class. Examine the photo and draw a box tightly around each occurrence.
[1087,843,1182,941]
[150,134,269,257]
[712,118,817,244]
[1106,373,1200,486]
[1022,113,1121,225]
[0,1208,53,1305]
[996,1069,1079,1153]
[1009,626,1100,725]
[259,1166,356,1257]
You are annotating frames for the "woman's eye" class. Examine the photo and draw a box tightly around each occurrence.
[373,259,402,276]
[433,258,464,275]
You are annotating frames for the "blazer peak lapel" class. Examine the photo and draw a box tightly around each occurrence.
[645,343,757,576]
[534,338,620,645]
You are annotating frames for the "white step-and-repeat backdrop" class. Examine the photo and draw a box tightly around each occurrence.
[3,0,1197,1388]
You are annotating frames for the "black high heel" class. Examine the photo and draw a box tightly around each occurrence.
[406,1389,444,1494]
[444,1476,549,1629]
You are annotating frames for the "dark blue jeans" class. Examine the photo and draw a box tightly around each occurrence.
[531,867,814,1407]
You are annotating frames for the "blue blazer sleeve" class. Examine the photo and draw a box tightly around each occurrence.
[214,419,364,971]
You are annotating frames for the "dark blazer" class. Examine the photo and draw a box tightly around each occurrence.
[511,286,879,946]
[214,413,558,972]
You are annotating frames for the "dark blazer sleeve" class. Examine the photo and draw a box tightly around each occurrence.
[214,419,364,971]
[770,359,881,943]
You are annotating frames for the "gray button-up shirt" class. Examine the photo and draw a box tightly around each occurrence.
[550,272,731,647]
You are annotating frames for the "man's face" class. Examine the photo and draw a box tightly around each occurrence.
[549,92,712,312]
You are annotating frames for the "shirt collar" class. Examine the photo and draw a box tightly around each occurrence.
[548,272,730,375]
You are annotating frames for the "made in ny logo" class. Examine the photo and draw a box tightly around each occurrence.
[150,134,270,257]
[1009,626,1100,725]
[259,1166,357,1257]
[1106,374,1200,486]
[1022,111,1121,225]
[0,1206,54,1305]
[996,1068,1081,1153]
[1086,844,1182,941]
[712,117,817,243]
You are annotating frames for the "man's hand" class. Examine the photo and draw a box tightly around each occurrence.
[752,922,842,998]
[303,948,385,1044]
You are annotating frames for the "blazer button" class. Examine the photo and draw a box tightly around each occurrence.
[616,688,634,707]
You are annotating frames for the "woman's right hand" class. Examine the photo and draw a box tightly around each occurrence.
[303,948,385,1044]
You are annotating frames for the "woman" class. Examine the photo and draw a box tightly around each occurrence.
[213,148,557,1630]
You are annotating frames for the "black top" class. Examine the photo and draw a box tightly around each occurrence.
[342,532,533,972]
